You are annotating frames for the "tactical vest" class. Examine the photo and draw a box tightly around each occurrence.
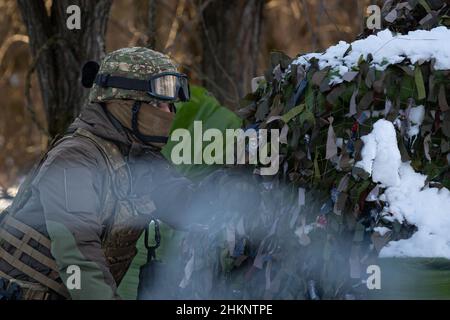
[0,128,156,299]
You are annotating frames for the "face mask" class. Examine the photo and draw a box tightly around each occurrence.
[106,100,175,147]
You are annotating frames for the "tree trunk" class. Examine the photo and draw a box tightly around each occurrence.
[17,0,113,138]
[147,0,157,49]
[200,0,264,109]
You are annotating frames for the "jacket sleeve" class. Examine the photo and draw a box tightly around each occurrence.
[144,160,259,231]
[136,160,195,230]
[33,140,120,300]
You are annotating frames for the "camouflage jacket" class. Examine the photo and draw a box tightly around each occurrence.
[0,102,194,299]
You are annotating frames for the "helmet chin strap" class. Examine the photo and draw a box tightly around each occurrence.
[131,101,169,144]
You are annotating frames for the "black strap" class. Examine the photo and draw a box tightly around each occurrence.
[131,101,168,144]
[100,102,128,138]
[95,74,150,92]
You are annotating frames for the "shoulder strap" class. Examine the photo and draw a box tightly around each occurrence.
[0,247,69,298]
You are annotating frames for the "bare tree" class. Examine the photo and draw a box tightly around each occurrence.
[17,0,113,138]
[200,0,264,109]
[147,0,157,48]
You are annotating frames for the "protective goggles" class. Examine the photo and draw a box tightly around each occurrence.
[95,71,190,102]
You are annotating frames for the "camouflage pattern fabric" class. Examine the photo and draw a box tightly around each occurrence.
[89,47,178,103]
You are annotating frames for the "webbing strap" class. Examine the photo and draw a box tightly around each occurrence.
[0,229,58,272]
[95,74,150,92]
[0,269,12,280]
[21,287,49,300]
[4,278,50,300]
[0,247,69,299]
[3,216,51,250]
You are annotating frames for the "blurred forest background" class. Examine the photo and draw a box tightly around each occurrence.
[0,0,373,194]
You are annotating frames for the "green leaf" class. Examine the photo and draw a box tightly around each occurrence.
[299,109,316,126]
[313,148,321,182]
[161,86,242,179]
[304,84,314,111]
[350,180,370,203]
[415,66,426,101]
[399,75,416,102]
[281,104,305,123]
[418,0,432,13]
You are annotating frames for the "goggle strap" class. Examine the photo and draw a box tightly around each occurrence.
[95,74,150,92]
[95,73,189,101]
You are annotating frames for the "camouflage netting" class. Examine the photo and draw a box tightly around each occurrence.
[167,0,450,300]
[366,0,450,36]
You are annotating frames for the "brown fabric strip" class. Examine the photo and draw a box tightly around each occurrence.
[8,279,49,300]
[0,247,69,299]
[12,234,30,260]
[0,269,12,280]
[22,289,47,300]
[4,216,52,250]
[0,229,58,272]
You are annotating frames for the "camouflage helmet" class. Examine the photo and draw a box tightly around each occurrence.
[89,47,178,103]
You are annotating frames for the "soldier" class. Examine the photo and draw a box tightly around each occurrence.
[0,47,195,300]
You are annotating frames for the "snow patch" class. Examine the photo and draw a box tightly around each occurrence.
[0,186,18,212]
[355,119,401,187]
[0,199,12,211]
[293,27,450,85]
[356,119,450,259]
[406,105,425,138]
[374,227,391,237]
